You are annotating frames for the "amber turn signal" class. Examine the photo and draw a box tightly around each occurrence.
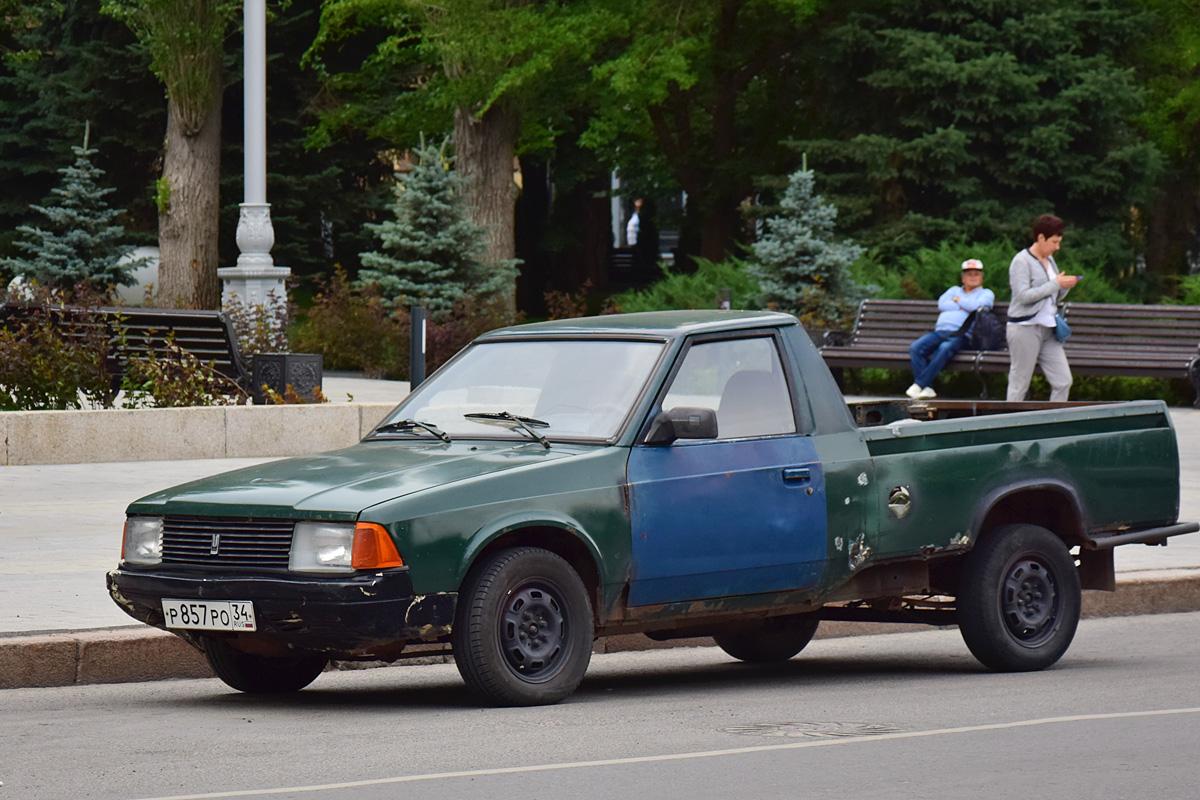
[351,523,405,569]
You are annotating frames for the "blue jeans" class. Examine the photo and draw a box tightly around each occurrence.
[909,330,965,388]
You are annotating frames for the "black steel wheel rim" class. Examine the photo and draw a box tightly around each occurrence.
[500,582,569,682]
[1000,556,1061,646]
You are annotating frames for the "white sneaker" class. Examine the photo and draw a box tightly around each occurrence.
[905,383,922,399]
[917,386,937,399]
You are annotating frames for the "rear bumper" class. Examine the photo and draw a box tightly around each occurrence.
[1083,522,1200,550]
[107,567,456,656]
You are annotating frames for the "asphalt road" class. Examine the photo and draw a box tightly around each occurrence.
[2,612,1199,800]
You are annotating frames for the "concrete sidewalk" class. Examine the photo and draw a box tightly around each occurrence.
[3,381,1200,689]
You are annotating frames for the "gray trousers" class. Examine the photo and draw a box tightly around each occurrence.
[1006,323,1072,402]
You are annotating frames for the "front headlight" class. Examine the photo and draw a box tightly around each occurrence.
[122,517,163,565]
[289,521,356,573]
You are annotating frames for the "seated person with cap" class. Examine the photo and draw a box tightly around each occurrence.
[906,259,995,399]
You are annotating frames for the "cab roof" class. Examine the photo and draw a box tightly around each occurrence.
[476,309,799,340]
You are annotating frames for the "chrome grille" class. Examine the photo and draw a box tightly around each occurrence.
[161,516,294,568]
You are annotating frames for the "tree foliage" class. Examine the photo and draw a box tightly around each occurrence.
[0,1,160,262]
[359,138,516,316]
[102,0,235,131]
[1133,0,1200,277]
[582,0,821,263]
[1,127,143,289]
[793,0,1161,272]
[749,168,867,327]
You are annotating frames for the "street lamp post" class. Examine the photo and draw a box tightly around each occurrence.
[218,0,290,309]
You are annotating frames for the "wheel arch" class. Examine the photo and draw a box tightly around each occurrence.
[458,517,604,620]
[971,480,1087,548]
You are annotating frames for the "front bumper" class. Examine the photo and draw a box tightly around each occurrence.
[107,567,456,657]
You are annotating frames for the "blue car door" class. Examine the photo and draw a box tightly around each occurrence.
[626,332,827,607]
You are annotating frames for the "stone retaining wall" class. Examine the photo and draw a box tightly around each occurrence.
[1,403,396,465]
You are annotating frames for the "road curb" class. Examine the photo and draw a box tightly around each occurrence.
[3,572,1198,691]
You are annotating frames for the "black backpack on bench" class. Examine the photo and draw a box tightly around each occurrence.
[956,309,1006,350]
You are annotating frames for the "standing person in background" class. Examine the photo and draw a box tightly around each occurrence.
[626,198,642,246]
[1006,214,1078,402]
[907,259,995,399]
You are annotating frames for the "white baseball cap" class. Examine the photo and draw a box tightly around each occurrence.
[961,259,983,271]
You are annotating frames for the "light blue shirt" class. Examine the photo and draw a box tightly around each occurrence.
[933,285,995,333]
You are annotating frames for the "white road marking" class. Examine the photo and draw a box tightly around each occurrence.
[133,706,1200,800]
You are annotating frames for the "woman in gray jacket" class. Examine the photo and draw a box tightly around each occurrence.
[1006,214,1079,401]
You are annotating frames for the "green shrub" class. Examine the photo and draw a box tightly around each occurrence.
[610,257,762,313]
[0,284,117,410]
[849,239,1135,304]
[120,337,249,408]
[1,283,245,409]
[1175,275,1200,306]
[291,267,406,378]
[843,368,1188,405]
[0,308,115,410]
[223,290,293,356]
[291,267,516,380]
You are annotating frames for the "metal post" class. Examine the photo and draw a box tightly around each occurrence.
[219,0,290,310]
[409,306,427,389]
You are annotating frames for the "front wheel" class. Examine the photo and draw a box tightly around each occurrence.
[453,547,594,706]
[203,637,328,693]
[957,524,1081,672]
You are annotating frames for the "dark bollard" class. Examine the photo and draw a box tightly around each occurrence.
[409,305,427,390]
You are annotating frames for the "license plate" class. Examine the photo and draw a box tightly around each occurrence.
[162,599,257,631]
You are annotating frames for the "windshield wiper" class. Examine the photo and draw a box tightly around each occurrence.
[371,419,451,443]
[464,411,551,449]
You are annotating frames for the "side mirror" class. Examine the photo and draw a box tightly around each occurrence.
[644,406,719,445]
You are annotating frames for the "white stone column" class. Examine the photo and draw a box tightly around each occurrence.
[219,0,290,309]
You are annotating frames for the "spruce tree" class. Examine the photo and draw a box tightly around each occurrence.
[2,125,142,289]
[359,139,517,316]
[0,1,161,256]
[750,168,867,328]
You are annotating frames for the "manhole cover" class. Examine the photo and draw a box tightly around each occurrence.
[720,721,908,739]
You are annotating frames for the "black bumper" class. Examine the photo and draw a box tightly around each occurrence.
[107,567,456,656]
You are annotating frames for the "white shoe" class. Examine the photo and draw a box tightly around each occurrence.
[917,386,937,399]
[905,383,922,399]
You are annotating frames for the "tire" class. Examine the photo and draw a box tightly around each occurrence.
[203,637,328,693]
[453,547,593,706]
[714,616,820,663]
[957,523,1081,672]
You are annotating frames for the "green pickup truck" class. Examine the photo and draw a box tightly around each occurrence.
[108,310,1197,706]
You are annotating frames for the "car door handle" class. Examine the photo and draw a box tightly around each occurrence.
[782,468,811,483]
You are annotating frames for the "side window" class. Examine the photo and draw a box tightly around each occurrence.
[661,337,796,439]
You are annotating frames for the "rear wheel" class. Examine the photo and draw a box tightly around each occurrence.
[203,638,328,693]
[957,524,1081,672]
[714,616,820,663]
[453,547,593,706]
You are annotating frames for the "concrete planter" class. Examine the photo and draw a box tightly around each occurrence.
[251,352,324,403]
[1,403,395,466]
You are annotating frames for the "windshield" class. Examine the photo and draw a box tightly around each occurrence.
[377,339,665,441]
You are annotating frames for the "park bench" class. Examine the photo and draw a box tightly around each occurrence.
[819,298,1200,405]
[1,303,252,393]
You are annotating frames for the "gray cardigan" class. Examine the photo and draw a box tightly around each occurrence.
[1007,248,1069,321]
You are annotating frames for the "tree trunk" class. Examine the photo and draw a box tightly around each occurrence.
[1144,161,1200,287]
[699,202,741,264]
[155,89,221,309]
[552,172,611,295]
[454,103,519,315]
